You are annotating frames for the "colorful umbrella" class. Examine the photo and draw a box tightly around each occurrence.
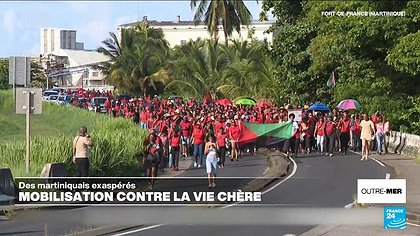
[217,98,232,106]
[256,98,273,107]
[234,98,256,106]
[308,103,330,111]
[337,99,361,110]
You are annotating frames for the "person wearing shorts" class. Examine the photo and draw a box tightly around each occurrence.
[204,136,218,188]
[142,133,160,190]
[360,114,375,161]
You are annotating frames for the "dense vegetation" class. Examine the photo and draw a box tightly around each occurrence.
[98,0,419,134]
[0,90,148,177]
[260,0,419,133]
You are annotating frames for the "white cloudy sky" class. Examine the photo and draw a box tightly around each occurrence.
[0,1,262,57]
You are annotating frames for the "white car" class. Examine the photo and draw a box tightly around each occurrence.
[42,90,59,100]
[57,95,71,105]
[48,95,59,103]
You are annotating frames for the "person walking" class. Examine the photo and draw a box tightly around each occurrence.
[325,116,337,157]
[375,116,385,155]
[142,133,160,190]
[360,114,375,161]
[314,116,326,155]
[216,127,228,168]
[228,118,241,161]
[352,114,362,152]
[338,112,351,155]
[72,126,93,177]
[191,121,205,168]
[170,129,181,171]
[204,136,219,188]
[384,117,391,154]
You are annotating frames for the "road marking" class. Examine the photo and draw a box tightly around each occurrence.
[104,156,298,234]
[222,156,298,208]
[111,224,165,236]
[344,173,391,208]
[407,222,420,228]
[344,200,356,209]
[369,157,385,167]
[351,151,385,167]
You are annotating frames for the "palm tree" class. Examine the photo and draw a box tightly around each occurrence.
[165,39,228,99]
[218,39,281,102]
[191,0,252,44]
[98,23,170,96]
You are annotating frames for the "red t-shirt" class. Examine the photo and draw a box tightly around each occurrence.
[214,121,224,134]
[216,133,227,147]
[340,119,351,133]
[170,135,180,147]
[180,121,192,137]
[192,127,205,144]
[229,125,241,140]
[325,122,336,136]
[315,121,325,136]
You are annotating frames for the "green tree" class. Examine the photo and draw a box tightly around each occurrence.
[218,39,281,103]
[0,59,10,90]
[30,61,47,88]
[98,23,170,96]
[262,0,420,133]
[165,39,228,99]
[191,0,252,43]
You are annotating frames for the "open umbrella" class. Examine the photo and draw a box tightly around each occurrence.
[256,98,273,107]
[217,98,232,106]
[308,103,330,111]
[234,98,256,106]
[337,99,361,110]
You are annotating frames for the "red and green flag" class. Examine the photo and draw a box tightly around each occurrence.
[239,122,293,146]
[327,71,336,88]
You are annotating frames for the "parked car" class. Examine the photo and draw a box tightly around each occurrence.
[42,90,59,100]
[48,94,59,103]
[57,95,72,105]
[88,97,108,113]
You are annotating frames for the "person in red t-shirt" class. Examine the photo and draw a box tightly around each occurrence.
[170,129,181,171]
[352,114,362,152]
[142,133,160,190]
[216,127,228,168]
[338,112,351,155]
[180,116,192,157]
[228,119,241,161]
[325,116,337,156]
[301,119,311,154]
[191,122,205,168]
[314,116,326,155]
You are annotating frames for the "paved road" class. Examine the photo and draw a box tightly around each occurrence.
[105,152,395,236]
[1,152,404,236]
[0,154,268,235]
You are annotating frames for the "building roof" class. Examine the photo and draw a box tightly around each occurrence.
[58,49,109,66]
[119,19,275,28]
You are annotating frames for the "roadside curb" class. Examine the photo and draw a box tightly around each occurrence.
[374,155,420,223]
[0,158,193,214]
[242,148,289,192]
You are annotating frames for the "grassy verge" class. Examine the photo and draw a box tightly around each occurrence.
[0,90,147,177]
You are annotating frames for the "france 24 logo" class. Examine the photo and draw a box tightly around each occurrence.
[384,206,406,229]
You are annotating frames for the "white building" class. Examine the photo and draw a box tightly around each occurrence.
[44,49,109,88]
[40,28,110,89]
[118,16,275,47]
[40,28,84,55]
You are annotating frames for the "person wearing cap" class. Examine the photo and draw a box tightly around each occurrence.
[73,126,93,177]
